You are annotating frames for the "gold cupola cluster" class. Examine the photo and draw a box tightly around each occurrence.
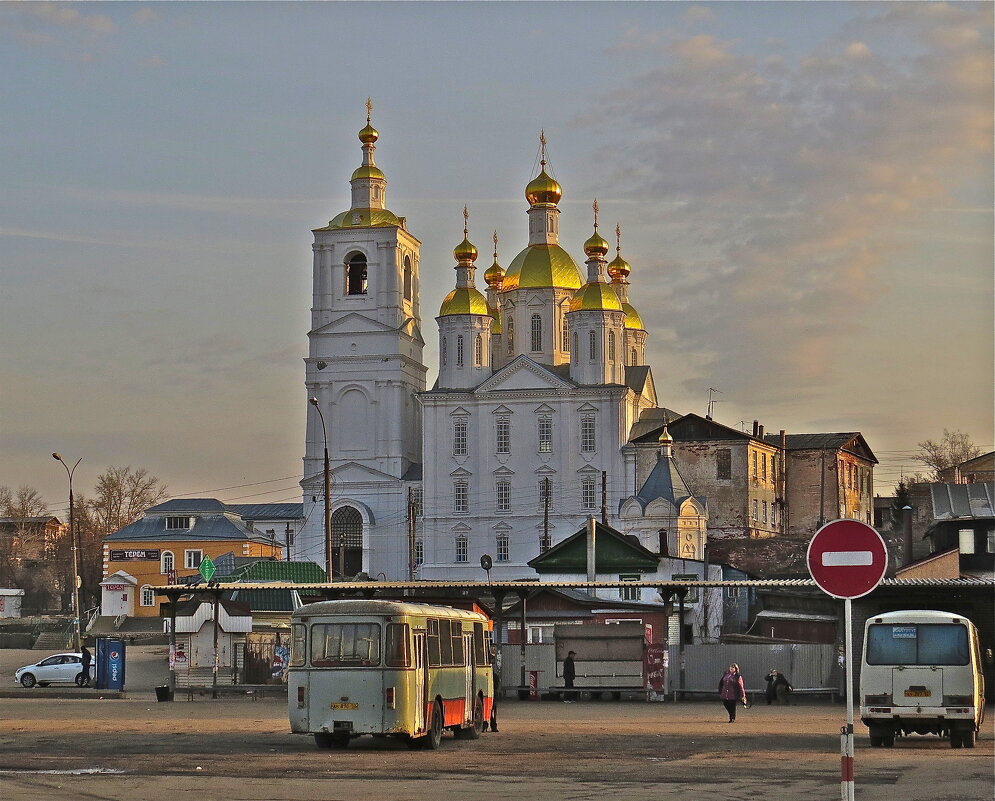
[439,208,491,318]
[485,231,503,335]
[608,223,643,331]
[570,201,622,313]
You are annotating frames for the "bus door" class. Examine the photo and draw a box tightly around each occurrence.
[464,632,475,724]
[413,632,427,733]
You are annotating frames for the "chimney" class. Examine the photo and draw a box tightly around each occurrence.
[758,424,765,439]
[752,420,759,437]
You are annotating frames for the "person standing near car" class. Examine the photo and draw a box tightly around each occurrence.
[718,663,747,722]
[80,644,92,687]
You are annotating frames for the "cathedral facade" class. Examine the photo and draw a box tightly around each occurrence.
[298,114,663,580]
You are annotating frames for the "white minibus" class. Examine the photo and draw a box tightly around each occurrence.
[860,610,985,748]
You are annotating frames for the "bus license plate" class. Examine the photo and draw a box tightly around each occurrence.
[904,690,931,697]
[330,702,359,709]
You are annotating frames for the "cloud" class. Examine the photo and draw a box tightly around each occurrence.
[585,4,993,405]
[132,7,160,25]
[683,5,716,24]
[16,3,117,35]
[141,54,166,69]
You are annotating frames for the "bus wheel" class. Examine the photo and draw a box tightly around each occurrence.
[426,701,444,749]
[881,735,894,748]
[314,733,334,749]
[456,696,484,740]
[963,729,976,748]
[869,734,883,747]
[950,730,963,748]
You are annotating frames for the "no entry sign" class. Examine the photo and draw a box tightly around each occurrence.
[807,519,888,599]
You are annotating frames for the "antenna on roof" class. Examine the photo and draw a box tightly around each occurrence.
[706,387,722,420]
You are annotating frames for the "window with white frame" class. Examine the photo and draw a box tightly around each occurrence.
[455,535,468,563]
[495,417,510,454]
[538,478,552,511]
[619,574,641,601]
[537,417,552,453]
[562,322,569,352]
[184,549,203,569]
[414,539,424,566]
[608,330,616,362]
[726,585,740,599]
[762,453,767,482]
[496,533,510,562]
[530,313,542,352]
[456,335,465,367]
[752,451,758,479]
[752,499,758,521]
[580,417,596,452]
[474,334,483,366]
[507,318,515,354]
[141,585,155,607]
[588,330,597,360]
[441,337,448,365]
[959,528,975,555]
[453,419,468,457]
[762,500,768,523]
[161,550,174,574]
[453,481,469,514]
[165,516,191,530]
[771,502,777,526]
[573,332,579,363]
[581,476,597,510]
[496,480,511,513]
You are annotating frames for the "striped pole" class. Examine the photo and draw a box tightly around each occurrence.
[841,725,854,799]
[841,597,855,801]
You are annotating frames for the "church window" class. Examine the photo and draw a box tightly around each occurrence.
[562,321,569,352]
[346,253,368,295]
[496,480,511,513]
[631,347,637,365]
[496,533,510,562]
[474,334,483,367]
[140,585,155,607]
[716,449,732,480]
[530,314,542,352]
[455,535,468,563]
[403,256,413,301]
[507,319,515,354]
[580,417,596,452]
[538,477,552,511]
[453,481,469,514]
[496,418,510,454]
[456,335,465,367]
[581,476,597,510]
[414,539,424,566]
[573,333,579,363]
[537,417,552,453]
[588,330,597,360]
[608,330,616,362]
[441,337,448,366]
[453,420,468,457]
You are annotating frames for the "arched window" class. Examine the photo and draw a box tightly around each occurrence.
[403,256,413,301]
[562,321,570,352]
[474,334,483,366]
[441,337,448,366]
[507,318,515,354]
[161,551,174,575]
[631,347,637,365]
[608,330,616,362]
[589,330,597,360]
[456,335,465,367]
[573,332,579,363]
[346,253,368,295]
[331,506,364,577]
[530,313,542,352]
[140,585,155,607]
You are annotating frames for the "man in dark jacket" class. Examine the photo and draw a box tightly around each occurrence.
[563,651,577,702]
[80,644,92,687]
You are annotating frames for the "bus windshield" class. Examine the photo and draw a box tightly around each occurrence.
[866,623,969,666]
[311,622,381,667]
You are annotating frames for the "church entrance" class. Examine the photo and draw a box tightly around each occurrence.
[331,506,364,578]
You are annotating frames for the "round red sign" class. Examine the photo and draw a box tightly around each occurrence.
[807,519,888,599]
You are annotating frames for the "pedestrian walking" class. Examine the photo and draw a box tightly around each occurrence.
[563,650,577,702]
[718,663,747,722]
[484,644,500,732]
[79,644,92,687]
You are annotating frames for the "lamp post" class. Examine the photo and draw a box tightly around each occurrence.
[309,398,333,580]
[52,453,82,651]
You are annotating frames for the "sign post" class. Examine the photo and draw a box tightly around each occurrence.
[807,519,888,801]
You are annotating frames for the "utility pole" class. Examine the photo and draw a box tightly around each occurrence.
[407,487,417,581]
[284,522,292,561]
[542,477,551,551]
[601,471,608,525]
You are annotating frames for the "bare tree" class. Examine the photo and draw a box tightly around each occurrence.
[0,485,61,611]
[914,430,983,482]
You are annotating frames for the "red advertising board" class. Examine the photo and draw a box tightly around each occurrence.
[807,519,888,599]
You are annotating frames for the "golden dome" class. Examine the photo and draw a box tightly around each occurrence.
[569,282,624,313]
[484,259,505,288]
[439,287,491,317]
[584,229,610,258]
[454,236,478,263]
[502,244,583,291]
[607,254,631,280]
[359,123,379,144]
[658,425,674,445]
[351,165,385,181]
[317,208,402,230]
[622,301,644,330]
[525,169,562,206]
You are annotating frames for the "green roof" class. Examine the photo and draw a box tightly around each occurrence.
[232,560,326,583]
[528,521,659,574]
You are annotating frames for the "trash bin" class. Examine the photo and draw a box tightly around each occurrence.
[154,685,173,702]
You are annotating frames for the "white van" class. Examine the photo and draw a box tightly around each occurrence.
[860,610,986,748]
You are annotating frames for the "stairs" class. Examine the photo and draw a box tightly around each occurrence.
[33,630,72,651]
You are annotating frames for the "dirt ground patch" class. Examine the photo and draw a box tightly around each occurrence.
[0,693,991,801]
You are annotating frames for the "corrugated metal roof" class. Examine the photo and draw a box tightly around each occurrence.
[105,513,272,543]
[148,499,228,513]
[227,503,303,520]
[233,560,326,583]
[228,588,300,613]
[930,482,995,520]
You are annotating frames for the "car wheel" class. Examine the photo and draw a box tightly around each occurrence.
[20,673,36,688]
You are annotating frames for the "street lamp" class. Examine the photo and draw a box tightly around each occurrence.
[309,398,333,580]
[52,453,82,651]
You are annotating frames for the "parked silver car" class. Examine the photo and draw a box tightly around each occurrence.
[15,652,89,688]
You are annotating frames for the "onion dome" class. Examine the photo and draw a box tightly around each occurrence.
[621,302,644,330]
[569,282,623,313]
[351,164,385,181]
[454,236,478,263]
[608,223,631,279]
[503,244,583,290]
[318,208,402,231]
[484,260,505,287]
[359,98,379,143]
[526,170,562,207]
[584,229,610,258]
[439,287,490,317]
[658,424,674,445]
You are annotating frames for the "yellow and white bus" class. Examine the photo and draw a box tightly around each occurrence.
[860,609,986,748]
[289,600,494,749]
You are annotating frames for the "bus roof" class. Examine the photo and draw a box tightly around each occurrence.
[292,599,490,621]
[865,610,972,625]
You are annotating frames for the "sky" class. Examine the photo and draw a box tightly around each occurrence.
[1,1,992,518]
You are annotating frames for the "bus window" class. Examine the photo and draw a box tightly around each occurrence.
[472,622,486,665]
[451,621,464,666]
[291,624,307,667]
[439,619,454,666]
[427,619,441,667]
[311,623,381,667]
[386,623,411,667]
[866,623,969,666]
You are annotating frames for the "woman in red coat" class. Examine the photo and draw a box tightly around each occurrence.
[718,663,747,722]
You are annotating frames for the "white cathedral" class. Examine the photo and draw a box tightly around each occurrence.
[298,112,704,581]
